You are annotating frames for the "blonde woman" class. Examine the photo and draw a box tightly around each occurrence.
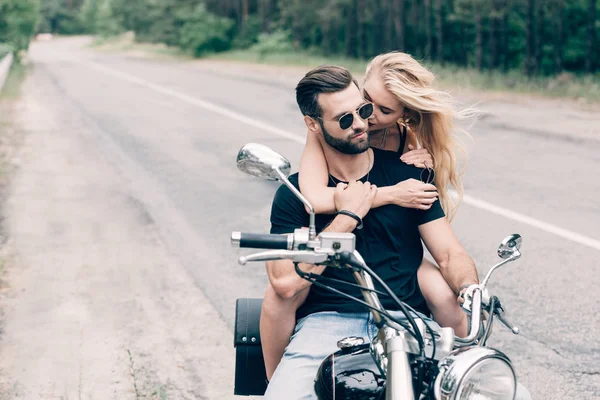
[261,52,472,380]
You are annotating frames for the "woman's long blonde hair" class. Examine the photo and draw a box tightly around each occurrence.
[365,52,476,221]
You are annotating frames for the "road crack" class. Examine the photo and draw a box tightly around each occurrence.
[127,349,141,400]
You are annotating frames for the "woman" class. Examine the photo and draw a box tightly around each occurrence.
[261,52,474,380]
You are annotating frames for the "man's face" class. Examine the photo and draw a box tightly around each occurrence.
[316,84,370,155]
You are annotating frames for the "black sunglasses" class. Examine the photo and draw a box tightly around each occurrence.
[420,161,435,185]
[318,102,374,130]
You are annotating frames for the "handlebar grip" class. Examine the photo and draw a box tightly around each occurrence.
[231,232,292,250]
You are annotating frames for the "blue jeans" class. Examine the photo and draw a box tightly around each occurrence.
[264,310,436,399]
[264,310,532,400]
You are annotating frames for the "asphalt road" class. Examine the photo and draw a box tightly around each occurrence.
[17,37,600,399]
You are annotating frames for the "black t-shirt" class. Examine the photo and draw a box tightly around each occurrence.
[269,148,445,320]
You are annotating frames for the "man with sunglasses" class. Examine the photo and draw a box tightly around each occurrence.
[263,65,480,399]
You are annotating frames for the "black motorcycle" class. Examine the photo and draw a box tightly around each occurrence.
[231,143,530,400]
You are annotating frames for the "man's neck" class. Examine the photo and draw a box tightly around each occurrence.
[323,147,373,182]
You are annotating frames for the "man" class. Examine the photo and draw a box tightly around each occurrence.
[264,65,479,398]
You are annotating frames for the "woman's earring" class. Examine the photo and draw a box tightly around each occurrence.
[400,115,411,127]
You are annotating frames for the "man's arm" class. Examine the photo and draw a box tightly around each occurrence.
[266,215,359,299]
[418,218,479,295]
[267,180,377,299]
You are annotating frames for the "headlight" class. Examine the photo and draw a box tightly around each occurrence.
[434,347,516,400]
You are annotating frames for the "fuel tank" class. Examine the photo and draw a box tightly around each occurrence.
[314,344,386,400]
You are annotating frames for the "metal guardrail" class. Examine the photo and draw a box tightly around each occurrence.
[0,52,14,94]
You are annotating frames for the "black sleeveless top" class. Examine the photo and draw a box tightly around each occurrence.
[396,122,408,156]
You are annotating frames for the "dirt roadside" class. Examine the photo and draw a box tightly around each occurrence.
[0,67,238,399]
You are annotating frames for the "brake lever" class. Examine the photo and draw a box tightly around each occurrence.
[494,303,520,335]
[238,250,329,265]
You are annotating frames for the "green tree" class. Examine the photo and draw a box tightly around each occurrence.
[79,0,99,34]
[50,0,597,76]
[586,0,597,72]
[177,4,234,56]
[0,0,40,54]
[39,0,84,34]
[95,0,122,37]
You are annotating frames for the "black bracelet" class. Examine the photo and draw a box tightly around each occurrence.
[336,210,363,230]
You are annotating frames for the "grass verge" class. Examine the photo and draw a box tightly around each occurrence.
[89,33,600,103]
[91,32,189,60]
[0,61,27,99]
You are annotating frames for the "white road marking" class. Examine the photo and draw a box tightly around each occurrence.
[70,57,600,252]
[462,195,600,251]
[69,57,305,144]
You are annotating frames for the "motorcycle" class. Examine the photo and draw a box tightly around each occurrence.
[231,143,531,400]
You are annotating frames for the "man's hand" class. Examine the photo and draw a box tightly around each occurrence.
[458,283,482,311]
[334,180,377,219]
[391,178,438,210]
[458,286,469,306]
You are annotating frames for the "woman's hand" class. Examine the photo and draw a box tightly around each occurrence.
[391,178,438,210]
[334,181,378,218]
[400,144,434,169]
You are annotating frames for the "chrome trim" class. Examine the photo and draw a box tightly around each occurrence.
[293,228,309,249]
[275,168,317,241]
[370,334,388,376]
[497,234,522,259]
[386,336,415,400]
[319,232,356,254]
[482,234,523,287]
[481,255,518,287]
[236,143,291,181]
[434,346,516,400]
[238,250,328,265]
[231,231,241,247]
[337,336,365,349]
[455,289,483,346]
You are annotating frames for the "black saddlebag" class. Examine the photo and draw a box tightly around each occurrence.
[234,298,268,396]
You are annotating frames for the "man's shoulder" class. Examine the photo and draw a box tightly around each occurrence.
[287,172,300,187]
[273,173,300,197]
[272,172,303,208]
[270,172,308,234]
[372,148,421,180]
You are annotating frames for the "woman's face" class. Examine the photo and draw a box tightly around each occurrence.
[362,73,405,131]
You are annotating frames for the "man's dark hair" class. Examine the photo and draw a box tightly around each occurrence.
[295,65,359,118]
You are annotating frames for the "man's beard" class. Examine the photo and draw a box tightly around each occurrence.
[320,122,370,155]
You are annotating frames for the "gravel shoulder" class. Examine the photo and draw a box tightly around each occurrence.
[0,63,236,400]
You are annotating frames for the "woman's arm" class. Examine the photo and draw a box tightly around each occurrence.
[299,132,337,214]
[299,131,438,213]
[376,179,438,210]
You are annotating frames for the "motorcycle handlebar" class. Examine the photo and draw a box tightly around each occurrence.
[231,232,293,250]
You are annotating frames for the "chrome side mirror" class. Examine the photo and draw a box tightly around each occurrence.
[481,234,523,288]
[236,143,291,181]
[497,234,522,260]
[236,143,317,241]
